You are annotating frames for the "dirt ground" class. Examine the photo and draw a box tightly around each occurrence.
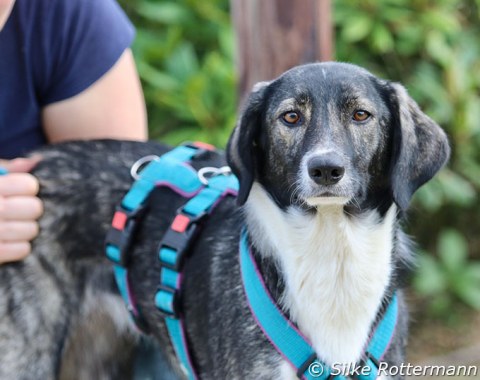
[408,310,480,362]
[406,291,480,378]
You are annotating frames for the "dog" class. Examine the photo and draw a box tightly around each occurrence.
[0,62,449,379]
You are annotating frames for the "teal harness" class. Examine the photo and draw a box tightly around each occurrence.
[105,142,238,379]
[104,143,398,380]
[240,228,398,380]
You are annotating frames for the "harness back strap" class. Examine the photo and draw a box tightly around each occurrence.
[240,228,398,380]
[105,145,203,330]
[155,173,238,379]
[105,143,238,380]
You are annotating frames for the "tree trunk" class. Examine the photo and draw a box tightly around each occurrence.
[231,0,333,105]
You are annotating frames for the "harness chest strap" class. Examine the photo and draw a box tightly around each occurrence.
[239,228,399,380]
[105,143,239,380]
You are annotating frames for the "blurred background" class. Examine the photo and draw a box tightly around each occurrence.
[118,0,480,370]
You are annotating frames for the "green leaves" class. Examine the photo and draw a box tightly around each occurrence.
[341,14,373,42]
[438,230,468,272]
[415,169,477,212]
[414,253,447,296]
[118,0,236,147]
[414,230,480,313]
[136,2,190,25]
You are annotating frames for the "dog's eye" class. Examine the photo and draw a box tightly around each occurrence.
[353,110,371,122]
[282,111,301,125]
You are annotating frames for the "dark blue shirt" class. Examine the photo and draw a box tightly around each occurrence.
[0,0,135,159]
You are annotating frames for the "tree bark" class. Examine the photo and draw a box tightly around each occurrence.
[231,0,333,105]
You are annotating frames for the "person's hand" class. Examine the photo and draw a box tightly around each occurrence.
[0,157,43,263]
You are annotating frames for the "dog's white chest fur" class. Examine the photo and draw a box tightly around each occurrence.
[245,184,396,371]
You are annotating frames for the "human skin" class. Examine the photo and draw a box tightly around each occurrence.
[0,0,148,263]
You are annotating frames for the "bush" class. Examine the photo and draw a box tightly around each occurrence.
[119,0,236,147]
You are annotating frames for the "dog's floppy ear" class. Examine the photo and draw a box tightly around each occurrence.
[390,83,450,210]
[227,81,270,205]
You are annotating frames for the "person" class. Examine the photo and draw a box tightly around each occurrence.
[0,0,147,264]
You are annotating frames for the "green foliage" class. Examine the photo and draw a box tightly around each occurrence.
[414,230,480,314]
[119,0,236,147]
[335,0,480,316]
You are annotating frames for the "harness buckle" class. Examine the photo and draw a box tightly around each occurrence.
[158,210,207,271]
[130,155,160,180]
[184,141,215,161]
[105,205,147,266]
[197,166,232,186]
[365,352,380,369]
[155,285,180,318]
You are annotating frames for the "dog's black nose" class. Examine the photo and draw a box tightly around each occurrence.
[307,154,345,185]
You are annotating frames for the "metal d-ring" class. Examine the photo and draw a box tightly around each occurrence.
[197,166,232,185]
[130,155,160,180]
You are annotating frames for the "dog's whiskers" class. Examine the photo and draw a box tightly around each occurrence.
[288,179,304,205]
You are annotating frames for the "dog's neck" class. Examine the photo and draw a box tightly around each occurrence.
[244,183,397,366]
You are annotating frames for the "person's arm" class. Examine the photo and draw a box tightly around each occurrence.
[42,49,147,142]
[0,49,148,264]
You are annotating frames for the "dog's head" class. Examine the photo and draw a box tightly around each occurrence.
[227,62,450,213]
